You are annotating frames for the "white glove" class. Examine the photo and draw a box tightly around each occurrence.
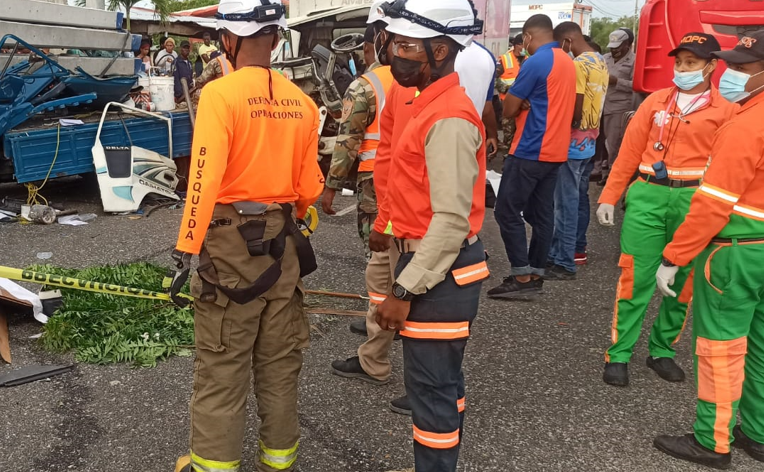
[596,203,615,226]
[656,264,680,298]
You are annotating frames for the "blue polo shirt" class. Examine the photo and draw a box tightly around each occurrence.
[508,42,576,163]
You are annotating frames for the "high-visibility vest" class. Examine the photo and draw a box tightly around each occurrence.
[216,55,232,76]
[388,73,486,240]
[357,65,394,173]
[498,51,520,100]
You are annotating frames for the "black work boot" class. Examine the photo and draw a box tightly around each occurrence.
[544,265,576,281]
[487,276,543,299]
[646,356,686,382]
[654,434,731,469]
[603,362,628,387]
[390,395,412,416]
[331,356,389,385]
[733,425,764,462]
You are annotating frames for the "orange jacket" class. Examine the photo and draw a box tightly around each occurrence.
[388,73,486,240]
[664,92,764,266]
[373,81,418,235]
[357,66,394,173]
[498,51,520,100]
[599,86,738,206]
[175,67,324,254]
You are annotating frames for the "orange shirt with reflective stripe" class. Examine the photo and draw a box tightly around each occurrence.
[373,81,418,235]
[599,86,738,206]
[175,67,324,254]
[498,51,520,100]
[357,65,394,172]
[664,92,764,266]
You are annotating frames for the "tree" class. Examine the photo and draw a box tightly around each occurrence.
[590,16,639,52]
[167,0,218,12]
[76,0,173,30]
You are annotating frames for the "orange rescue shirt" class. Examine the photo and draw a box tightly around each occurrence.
[664,92,764,266]
[175,67,324,254]
[373,81,418,235]
[599,86,738,206]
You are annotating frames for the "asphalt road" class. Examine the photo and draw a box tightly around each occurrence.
[0,175,761,472]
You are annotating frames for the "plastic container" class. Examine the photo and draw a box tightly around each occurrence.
[138,75,175,112]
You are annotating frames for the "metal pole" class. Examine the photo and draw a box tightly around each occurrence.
[634,0,639,34]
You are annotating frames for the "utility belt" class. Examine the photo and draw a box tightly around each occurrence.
[638,173,701,188]
[394,235,479,255]
[711,237,764,245]
[197,201,317,305]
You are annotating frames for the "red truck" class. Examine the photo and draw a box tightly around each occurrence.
[635,0,764,94]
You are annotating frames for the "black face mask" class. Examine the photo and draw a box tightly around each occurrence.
[391,56,425,88]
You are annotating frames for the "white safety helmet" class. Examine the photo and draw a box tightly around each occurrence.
[216,0,288,37]
[367,0,393,25]
[383,0,481,47]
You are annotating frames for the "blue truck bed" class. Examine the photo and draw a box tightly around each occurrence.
[2,110,193,184]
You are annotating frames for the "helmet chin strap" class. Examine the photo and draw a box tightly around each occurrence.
[423,38,457,83]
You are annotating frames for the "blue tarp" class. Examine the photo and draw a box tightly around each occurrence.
[3,111,193,183]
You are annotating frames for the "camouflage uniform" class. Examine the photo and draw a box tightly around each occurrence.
[326,63,381,260]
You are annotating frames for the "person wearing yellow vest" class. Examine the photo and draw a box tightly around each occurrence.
[322,24,394,260]
[496,34,525,149]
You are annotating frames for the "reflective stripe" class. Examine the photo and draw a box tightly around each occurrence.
[384,220,393,235]
[699,183,739,204]
[190,452,240,472]
[217,55,230,76]
[400,321,469,340]
[259,440,298,470]
[362,70,387,141]
[457,396,465,413]
[413,425,460,449]
[733,203,764,221]
[359,149,377,162]
[369,292,387,305]
[452,261,490,286]
[638,164,705,178]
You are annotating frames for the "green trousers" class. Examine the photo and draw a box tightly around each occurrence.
[606,180,695,363]
[692,240,764,453]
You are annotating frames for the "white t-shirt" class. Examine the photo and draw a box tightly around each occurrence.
[455,41,497,114]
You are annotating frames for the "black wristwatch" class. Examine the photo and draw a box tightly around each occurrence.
[661,257,676,267]
[392,282,415,302]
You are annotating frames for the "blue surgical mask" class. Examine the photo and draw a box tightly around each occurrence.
[719,68,764,103]
[673,68,706,91]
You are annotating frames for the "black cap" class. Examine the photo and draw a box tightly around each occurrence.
[668,32,721,60]
[512,34,524,46]
[713,30,764,64]
[180,40,191,48]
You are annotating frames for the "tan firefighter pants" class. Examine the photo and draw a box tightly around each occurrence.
[188,203,310,472]
[358,244,400,381]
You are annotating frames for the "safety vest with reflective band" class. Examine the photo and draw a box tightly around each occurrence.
[498,51,520,100]
[216,55,232,76]
[387,73,486,242]
[191,451,240,472]
[662,92,764,267]
[598,86,739,207]
[357,66,394,173]
[259,440,298,470]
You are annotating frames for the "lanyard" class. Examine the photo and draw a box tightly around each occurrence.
[654,92,678,152]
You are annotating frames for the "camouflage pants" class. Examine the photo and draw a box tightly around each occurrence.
[501,117,516,148]
[357,176,378,261]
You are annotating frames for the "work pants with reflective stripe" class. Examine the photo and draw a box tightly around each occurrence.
[691,241,764,453]
[398,241,485,472]
[358,244,400,380]
[188,205,309,472]
[606,180,695,363]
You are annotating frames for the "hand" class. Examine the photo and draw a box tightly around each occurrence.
[656,263,680,298]
[609,75,618,86]
[369,229,392,252]
[486,137,499,160]
[162,249,192,307]
[596,203,615,226]
[375,296,410,332]
[520,100,531,110]
[321,188,337,215]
